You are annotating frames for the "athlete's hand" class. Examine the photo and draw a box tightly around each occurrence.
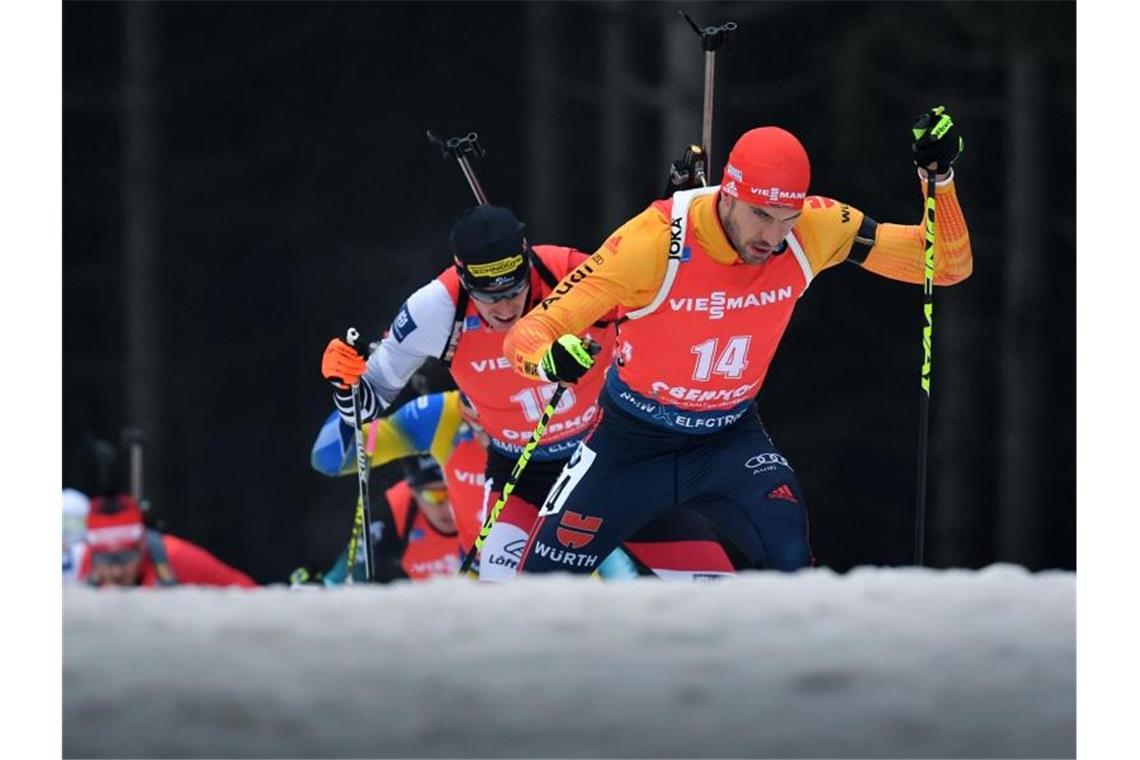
[911,106,963,176]
[322,337,367,390]
[540,335,597,384]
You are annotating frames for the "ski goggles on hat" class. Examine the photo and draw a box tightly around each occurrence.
[467,275,529,304]
[414,485,450,506]
[90,548,142,566]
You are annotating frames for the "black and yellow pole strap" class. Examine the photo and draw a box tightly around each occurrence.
[345,327,376,582]
[913,160,940,567]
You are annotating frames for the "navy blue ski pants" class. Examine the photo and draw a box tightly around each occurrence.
[517,396,813,575]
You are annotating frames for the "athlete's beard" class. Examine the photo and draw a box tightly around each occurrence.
[720,210,769,265]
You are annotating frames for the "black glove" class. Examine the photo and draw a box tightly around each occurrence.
[912,106,964,174]
[540,335,598,384]
[662,144,709,197]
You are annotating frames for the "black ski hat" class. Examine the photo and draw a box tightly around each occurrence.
[450,205,531,291]
[401,455,444,489]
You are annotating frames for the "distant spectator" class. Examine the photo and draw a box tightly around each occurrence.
[63,488,90,584]
[78,494,256,588]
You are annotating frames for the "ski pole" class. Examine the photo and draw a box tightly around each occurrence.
[344,492,367,585]
[914,169,937,566]
[457,341,600,576]
[679,11,736,181]
[427,130,489,205]
[458,383,568,576]
[345,327,375,581]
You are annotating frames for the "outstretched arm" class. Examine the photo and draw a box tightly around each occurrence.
[797,107,972,286]
[855,170,972,286]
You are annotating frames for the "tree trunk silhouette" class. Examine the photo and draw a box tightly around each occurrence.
[601,1,633,232]
[527,2,559,237]
[123,1,160,509]
[998,14,1046,567]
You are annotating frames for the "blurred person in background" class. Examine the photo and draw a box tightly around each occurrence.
[78,493,256,588]
[63,488,90,584]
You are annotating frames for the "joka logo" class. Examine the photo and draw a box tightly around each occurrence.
[669,217,684,258]
[556,511,603,549]
[391,303,417,343]
[767,484,798,503]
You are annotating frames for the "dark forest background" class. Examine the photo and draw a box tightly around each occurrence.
[62,1,1075,583]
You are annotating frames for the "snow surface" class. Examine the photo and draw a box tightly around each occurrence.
[63,564,1074,759]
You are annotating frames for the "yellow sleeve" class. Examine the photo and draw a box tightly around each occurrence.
[860,174,973,286]
[793,197,867,276]
[505,205,671,378]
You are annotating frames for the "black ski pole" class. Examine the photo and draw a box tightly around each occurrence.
[914,168,937,566]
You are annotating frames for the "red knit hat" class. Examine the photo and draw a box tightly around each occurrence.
[721,127,811,210]
[86,495,145,553]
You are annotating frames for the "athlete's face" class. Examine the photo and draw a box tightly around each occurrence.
[718,194,802,265]
[414,481,456,533]
[470,285,530,331]
[87,550,142,586]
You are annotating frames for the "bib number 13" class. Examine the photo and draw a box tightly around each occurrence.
[690,336,751,381]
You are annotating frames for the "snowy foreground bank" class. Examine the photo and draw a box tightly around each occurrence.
[64,565,1074,759]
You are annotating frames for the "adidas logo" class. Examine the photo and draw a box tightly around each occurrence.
[767,484,798,503]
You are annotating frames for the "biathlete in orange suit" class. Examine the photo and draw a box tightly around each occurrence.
[504,108,972,574]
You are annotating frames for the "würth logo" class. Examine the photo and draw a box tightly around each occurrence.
[767,484,798,503]
[556,511,604,549]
